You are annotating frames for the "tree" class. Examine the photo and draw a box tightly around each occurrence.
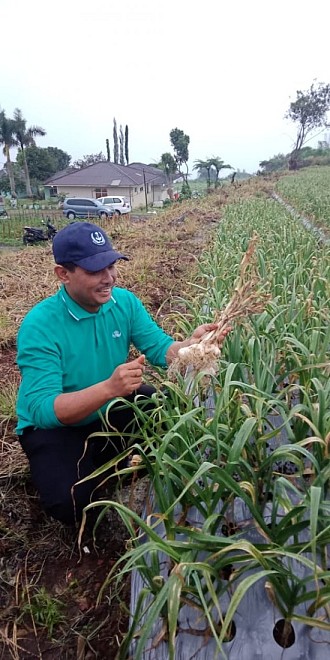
[0,109,17,197]
[17,146,54,184]
[210,156,232,187]
[72,152,106,169]
[113,118,119,164]
[12,108,46,197]
[170,128,190,181]
[106,138,110,162]
[193,158,213,189]
[119,125,125,165]
[259,154,287,174]
[180,181,192,199]
[0,162,25,195]
[17,146,72,183]
[46,147,71,171]
[125,125,129,165]
[286,80,330,170]
[159,152,177,183]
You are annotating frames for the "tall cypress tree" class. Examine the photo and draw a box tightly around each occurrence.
[125,124,129,165]
[106,138,110,162]
[113,118,119,164]
[119,125,125,165]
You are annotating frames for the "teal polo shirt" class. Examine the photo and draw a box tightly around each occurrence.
[16,286,174,432]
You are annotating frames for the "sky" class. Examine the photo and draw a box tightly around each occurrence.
[1,0,330,175]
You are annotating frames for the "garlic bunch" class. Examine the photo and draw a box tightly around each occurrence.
[168,233,270,385]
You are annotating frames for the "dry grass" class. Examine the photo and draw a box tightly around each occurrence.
[0,436,28,479]
[0,202,214,348]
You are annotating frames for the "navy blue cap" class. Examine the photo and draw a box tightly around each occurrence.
[52,222,128,272]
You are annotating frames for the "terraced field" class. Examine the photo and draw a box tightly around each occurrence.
[276,166,330,232]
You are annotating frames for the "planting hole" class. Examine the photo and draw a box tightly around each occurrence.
[273,619,295,648]
[223,619,236,642]
[220,563,233,580]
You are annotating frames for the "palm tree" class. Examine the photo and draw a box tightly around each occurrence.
[0,109,17,197]
[193,158,213,189]
[13,108,46,197]
[210,156,232,188]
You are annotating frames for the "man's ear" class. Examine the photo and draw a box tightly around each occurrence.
[54,265,71,283]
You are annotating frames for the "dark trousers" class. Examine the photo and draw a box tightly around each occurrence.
[19,385,156,525]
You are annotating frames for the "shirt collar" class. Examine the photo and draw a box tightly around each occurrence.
[59,285,116,321]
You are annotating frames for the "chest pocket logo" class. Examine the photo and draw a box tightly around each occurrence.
[112,330,121,338]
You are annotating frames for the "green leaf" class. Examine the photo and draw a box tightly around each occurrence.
[228,417,257,463]
[309,486,322,565]
[219,570,277,644]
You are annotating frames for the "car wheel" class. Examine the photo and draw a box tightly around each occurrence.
[100,212,108,219]
[113,210,121,218]
[67,211,75,220]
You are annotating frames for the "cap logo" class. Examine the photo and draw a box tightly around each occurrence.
[91,231,105,246]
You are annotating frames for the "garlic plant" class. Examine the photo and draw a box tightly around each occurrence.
[80,191,329,659]
[276,165,330,229]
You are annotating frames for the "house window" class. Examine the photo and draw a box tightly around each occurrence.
[134,187,137,193]
[140,186,143,192]
[95,188,107,198]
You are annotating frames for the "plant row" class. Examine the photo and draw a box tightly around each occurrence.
[82,197,330,659]
[276,166,330,230]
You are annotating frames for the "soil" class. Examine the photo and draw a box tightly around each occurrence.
[0,320,159,659]
[0,344,149,659]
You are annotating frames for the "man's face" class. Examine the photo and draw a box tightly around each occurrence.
[57,263,118,312]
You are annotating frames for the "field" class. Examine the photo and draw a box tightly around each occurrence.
[0,170,329,658]
[276,165,330,233]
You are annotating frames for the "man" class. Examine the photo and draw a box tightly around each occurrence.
[16,221,222,525]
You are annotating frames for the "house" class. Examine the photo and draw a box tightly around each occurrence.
[43,167,78,197]
[43,162,170,209]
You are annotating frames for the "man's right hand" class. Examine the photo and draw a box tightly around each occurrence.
[54,355,146,425]
[108,354,146,397]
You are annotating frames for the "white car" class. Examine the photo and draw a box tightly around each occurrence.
[98,196,131,215]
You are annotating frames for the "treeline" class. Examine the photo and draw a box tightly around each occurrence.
[259,140,330,174]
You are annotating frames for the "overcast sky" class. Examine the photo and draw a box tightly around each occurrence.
[1,0,330,174]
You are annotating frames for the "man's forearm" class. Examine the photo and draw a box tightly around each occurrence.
[54,380,114,425]
[53,356,146,425]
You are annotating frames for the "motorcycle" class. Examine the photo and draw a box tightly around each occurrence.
[23,218,57,245]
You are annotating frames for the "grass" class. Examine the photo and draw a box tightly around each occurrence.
[19,586,65,639]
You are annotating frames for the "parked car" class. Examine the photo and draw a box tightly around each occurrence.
[98,196,131,215]
[62,198,114,220]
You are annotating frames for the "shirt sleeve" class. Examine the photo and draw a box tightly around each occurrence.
[16,315,65,429]
[128,295,174,367]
